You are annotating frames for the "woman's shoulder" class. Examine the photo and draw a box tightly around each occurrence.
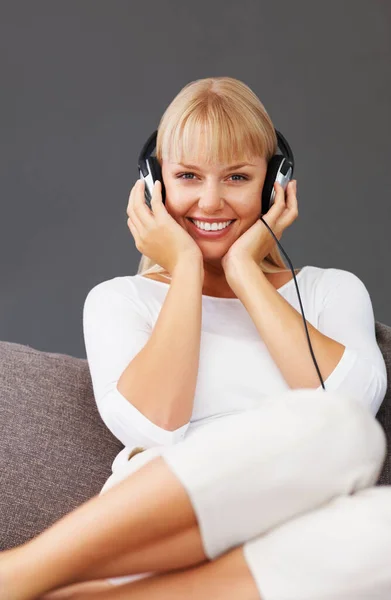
[84,275,147,307]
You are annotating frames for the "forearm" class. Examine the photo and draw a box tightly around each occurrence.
[228,260,345,389]
[117,258,204,430]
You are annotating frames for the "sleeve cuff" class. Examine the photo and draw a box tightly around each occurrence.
[315,346,358,392]
[98,386,190,448]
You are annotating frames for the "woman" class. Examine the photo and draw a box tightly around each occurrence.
[1,76,390,600]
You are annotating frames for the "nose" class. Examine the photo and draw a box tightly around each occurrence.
[197,182,224,214]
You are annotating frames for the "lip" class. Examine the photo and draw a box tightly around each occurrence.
[187,218,236,239]
[187,217,235,222]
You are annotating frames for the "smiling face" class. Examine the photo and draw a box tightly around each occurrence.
[161,152,268,277]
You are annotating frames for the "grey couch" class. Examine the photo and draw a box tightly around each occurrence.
[1,323,391,551]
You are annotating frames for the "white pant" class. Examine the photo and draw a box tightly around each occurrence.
[99,389,391,598]
[243,486,391,600]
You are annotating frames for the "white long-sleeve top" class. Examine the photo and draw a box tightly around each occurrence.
[82,265,387,470]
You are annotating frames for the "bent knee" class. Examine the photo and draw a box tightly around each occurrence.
[293,388,387,484]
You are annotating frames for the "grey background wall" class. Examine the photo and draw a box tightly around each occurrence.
[1,1,390,359]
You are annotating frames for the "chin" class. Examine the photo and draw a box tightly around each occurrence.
[197,245,232,262]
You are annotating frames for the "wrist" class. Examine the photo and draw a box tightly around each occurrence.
[173,255,204,278]
[224,257,256,282]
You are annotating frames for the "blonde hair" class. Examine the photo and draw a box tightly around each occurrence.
[137,76,289,277]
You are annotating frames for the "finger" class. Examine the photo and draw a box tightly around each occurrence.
[127,180,143,230]
[127,204,141,242]
[287,180,298,211]
[127,213,139,240]
[135,179,155,225]
[127,214,146,254]
[150,180,165,217]
[281,180,298,219]
[277,180,298,228]
[276,181,289,205]
[128,180,152,242]
[130,179,153,237]
[126,180,140,219]
[263,182,286,223]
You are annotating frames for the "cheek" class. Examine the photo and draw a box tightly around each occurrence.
[236,199,261,221]
[165,190,192,217]
[165,187,262,220]
[164,198,186,223]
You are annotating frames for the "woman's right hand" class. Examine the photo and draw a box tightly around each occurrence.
[126,179,203,275]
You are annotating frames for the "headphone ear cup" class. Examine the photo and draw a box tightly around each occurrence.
[261,156,285,216]
[149,157,166,204]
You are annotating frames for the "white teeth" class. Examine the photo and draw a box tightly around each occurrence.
[190,219,233,231]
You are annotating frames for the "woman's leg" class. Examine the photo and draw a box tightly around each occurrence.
[34,525,207,597]
[242,485,391,600]
[42,485,391,600]
[39,529,255,599]
[37,525,207,598]
[40,545,260,600]
[74,522,206,582]
[1,389,387,599]
[0,455,204,600]
[157,389,387,561]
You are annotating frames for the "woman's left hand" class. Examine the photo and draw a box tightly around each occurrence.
[221,180,298,276]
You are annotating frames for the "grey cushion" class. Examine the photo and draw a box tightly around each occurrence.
[0,321,390,550]
[0,340,122,550]
[373,322,391,485]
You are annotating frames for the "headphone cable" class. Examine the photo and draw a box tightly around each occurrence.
[260,216,326,391]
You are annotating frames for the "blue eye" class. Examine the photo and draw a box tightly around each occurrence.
[177,173,248,181]
[178,173,196,180]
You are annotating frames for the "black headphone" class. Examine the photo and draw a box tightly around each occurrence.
[137,129,326,391]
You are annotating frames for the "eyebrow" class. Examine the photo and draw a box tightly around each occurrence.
[176,162,256,171]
